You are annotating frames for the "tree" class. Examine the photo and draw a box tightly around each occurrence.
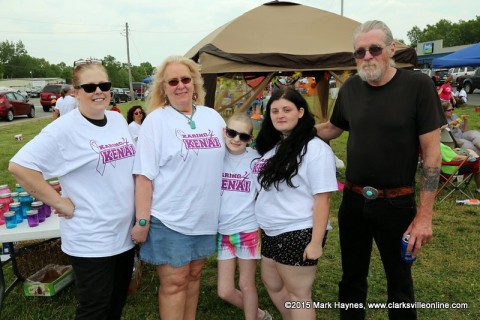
[407,26,422,47]
[407,16,480,47]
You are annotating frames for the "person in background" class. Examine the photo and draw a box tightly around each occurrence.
[110,101,121,113]
[131,56,225,319]
[440,142,480,192]
[443,100,480,154]
[316,20,444,320]
[9,61,135,320]
[126,105,146,144]
[51,98,58,119]
[438,74,455,106]
[254,87,337,320]
[453,83,468,106]
[56,85,77,117]
[217,112,272,320]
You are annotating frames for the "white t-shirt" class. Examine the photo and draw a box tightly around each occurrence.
[454,89,468,103]
[57,95,77,116]
[253,137,338,236]
[133,105,226,235]
[10,108,135,257]
[128,121,141,144]
[219,147,259,235]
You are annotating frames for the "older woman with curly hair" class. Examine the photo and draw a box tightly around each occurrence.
[126,105,146,143]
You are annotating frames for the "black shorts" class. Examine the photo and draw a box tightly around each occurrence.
[261,228,328,266]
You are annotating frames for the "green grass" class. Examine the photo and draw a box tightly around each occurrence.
[1,102,479,319]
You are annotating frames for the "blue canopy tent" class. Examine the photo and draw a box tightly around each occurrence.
[143,75,154,83]
[432,43,480,68]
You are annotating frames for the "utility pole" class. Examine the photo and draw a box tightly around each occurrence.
[125,22,135,101]
[341,0,344,16]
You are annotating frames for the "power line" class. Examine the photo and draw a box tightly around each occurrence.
[0,17,120,28]
[0,30,120,35]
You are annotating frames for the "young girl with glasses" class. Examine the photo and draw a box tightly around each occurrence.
[217,112,272,320]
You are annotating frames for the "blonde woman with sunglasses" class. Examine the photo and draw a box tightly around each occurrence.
[131,56,225,319]
[9,61,136,320]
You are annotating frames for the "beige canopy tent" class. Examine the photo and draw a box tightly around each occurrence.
[185,1,416,119]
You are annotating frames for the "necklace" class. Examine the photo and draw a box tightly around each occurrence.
[170,105,196,129]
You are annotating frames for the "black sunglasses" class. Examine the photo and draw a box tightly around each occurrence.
[134,111,143,115]
[74,82,112,93]
[445,109,454,112]
[226,128,252,142]
[167,77,192,87]
[353,45,384,59]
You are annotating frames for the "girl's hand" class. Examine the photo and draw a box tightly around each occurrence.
[303,241,323,261]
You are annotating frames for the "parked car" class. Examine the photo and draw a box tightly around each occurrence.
[424,69,449,86]
[27,89,41,98]
[40,84,64,112]
[0,89,35,121]
[457,68,480,94]
[448,66,477,84]
[121,88,133,100]
[132,82,147,100]
[16,90,30,102]
[110,88,130,104]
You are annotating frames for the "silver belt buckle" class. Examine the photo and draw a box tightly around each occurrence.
[362,186,379,199]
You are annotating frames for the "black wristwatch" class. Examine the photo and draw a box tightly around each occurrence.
[136,218,150,227]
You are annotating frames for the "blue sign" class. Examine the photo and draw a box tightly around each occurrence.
[423,42,434,54]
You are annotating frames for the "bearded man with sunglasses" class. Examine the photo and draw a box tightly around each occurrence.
[317,20,445,320]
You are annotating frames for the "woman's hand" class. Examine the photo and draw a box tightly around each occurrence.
[53,197,75,219]
[303,241,323,261]
[131,224,149,245]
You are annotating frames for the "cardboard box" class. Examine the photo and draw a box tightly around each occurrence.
[24,264,74,297]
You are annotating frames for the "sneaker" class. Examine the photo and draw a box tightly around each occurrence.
[262,310,273,320]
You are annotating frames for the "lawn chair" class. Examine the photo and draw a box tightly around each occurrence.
[436,156,480,202]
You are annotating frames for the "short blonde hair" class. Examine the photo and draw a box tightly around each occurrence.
[227,112,253,134]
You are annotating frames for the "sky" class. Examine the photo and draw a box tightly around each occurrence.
[1,0,479,69]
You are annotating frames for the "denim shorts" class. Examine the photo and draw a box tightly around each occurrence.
[139,216,216,267]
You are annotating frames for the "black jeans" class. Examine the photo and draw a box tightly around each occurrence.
[338,189,417,320]
[68,247,135,320]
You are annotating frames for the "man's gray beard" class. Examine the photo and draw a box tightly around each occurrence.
[358,67,383,82]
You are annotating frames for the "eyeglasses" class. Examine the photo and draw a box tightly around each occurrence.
[73,58,103,67]
[445,109,454,112]
[353,45,385,59]
[74,82,112,93]
[226,128,252,142]
[166,77,192,87]
[134,111,142,115]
